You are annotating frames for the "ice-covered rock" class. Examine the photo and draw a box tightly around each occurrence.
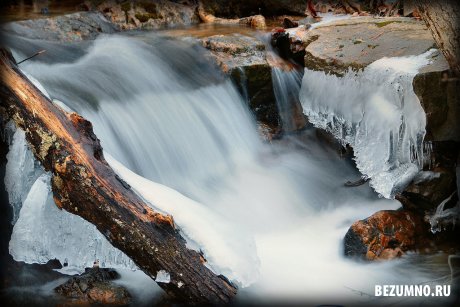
[300,50,436,198]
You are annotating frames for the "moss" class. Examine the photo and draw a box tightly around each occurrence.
[376,20,402,28]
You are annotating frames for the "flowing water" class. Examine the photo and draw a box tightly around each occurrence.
[1,27,454,305]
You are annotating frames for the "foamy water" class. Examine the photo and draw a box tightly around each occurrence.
[3,32,452,305]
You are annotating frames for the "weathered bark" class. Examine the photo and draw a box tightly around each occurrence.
[414,0,460,74]
[0,48,237,304]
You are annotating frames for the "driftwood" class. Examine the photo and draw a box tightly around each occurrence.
[0,48,237,304]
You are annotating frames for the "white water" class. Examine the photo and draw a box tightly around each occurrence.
[271,67,304,131]
[4,32,449,304]
[300,50,435,198]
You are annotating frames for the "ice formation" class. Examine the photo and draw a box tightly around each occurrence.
[4,124,43,224]
[300,50,436,198]
[5,104,136,275]
[155,270,171,284]
[6,33,446,302]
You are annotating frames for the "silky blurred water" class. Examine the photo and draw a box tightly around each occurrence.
[1,28,453,305]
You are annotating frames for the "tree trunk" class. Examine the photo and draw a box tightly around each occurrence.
[414,0,460,74]
[0,48,237,304]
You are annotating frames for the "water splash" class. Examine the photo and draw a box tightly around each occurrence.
[429,192,459,234]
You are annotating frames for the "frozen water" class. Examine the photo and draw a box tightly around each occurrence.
[6,32,448,303]
[9,172,137,273]
[155,270,171,284]
[4,126,42,224]
[6,125,137,274]
[300,50,436,198]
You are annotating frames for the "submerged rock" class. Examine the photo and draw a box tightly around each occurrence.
[201,33,307,135]
[344,210,425,260]
[55,268,131,305]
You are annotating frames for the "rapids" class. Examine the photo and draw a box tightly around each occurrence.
[2,28,453,305]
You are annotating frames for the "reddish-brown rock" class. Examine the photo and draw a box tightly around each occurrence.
[344,210,426,260]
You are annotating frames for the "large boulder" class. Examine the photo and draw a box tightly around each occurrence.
[280,16,459,222]
[287,17,439,76]
[344,210,426,260]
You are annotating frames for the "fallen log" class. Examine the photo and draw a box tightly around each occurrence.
[0,48,237,304]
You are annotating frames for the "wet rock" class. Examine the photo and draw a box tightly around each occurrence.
[399,141,459,216]
[399,168,457,213]
[247,14,266,29]
[309,1,402,17]
[413,67,460,142]
[344,210,426,260]
[271,28,307,65]
[285,17,440,76]
[197,4,266,29]
[55,267,131,305]
[282,17,298,29]
[201,34,280,130]
[2,11,117,42]
[92,0,200,30]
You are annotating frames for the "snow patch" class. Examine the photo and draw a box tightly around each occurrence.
[106,154,260,288]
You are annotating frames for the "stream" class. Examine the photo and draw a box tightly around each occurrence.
[1,24,454,305]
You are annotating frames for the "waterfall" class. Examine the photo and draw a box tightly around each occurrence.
[299,50,436,198]
[3,31,445,302]
[271,66,305,132]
